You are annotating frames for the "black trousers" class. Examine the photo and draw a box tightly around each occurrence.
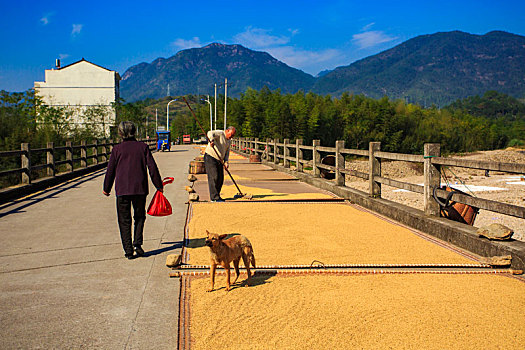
[204,153,224,201]
[116,194,147,255]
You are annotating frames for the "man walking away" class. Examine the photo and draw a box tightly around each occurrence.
[204,126,236,202]
[103,121,164,259]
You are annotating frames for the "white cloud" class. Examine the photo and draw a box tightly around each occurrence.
[352,30,397,49]
[229,27,347,75]
[361,22,375,31]
[71,24,83,36]
[267,46,342,71]
[59,53,70,60]
[40,12,54,25]
[233,27,290,49]
[171,37,202,50]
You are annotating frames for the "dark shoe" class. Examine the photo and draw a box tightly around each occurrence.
[134,246,145,257]
[125,253,136,260]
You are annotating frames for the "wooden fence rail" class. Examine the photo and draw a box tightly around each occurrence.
[232,137,525,221]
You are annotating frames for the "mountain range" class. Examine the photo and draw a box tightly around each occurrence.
[120,31,525,106]
[120,43,314,102]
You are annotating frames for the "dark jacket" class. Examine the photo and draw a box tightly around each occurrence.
[103,138,163,196]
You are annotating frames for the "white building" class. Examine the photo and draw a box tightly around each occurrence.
[34,58,120,136]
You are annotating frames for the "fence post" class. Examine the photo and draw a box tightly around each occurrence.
[93,140,98,165]
[254,138,259,156]
[101,139,107,162]
[296,139,303,172]
[47,142,55,177]
[21,143,31,184]
[335,140,345,186]
[312,140,320,177]
[81,140,87,168]
[369,142,381,198]
[274,139,279,164]
[265,138,270,161]
[283,139,290,168]
[66,141,73,172]
[424,143,441,216]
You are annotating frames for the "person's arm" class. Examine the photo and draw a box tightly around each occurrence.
[146,146,163,191]
[103,147,118,195]
[224,139,230,162]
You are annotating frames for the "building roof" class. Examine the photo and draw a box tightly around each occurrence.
[58,58,121,79]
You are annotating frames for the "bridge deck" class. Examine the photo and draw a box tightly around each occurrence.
[0,145,199,349]
[1,146,524,349]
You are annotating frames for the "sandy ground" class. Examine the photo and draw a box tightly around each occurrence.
[186,202,476,266]
[342,148,525,241]
[189,274,525,350]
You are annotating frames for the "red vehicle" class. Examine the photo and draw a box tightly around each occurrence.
[182,134,191,144]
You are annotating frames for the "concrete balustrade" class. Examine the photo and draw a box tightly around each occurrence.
[231,137,525,221]
[0,138,156,203]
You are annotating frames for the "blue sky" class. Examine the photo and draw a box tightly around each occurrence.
[1,0,525,92]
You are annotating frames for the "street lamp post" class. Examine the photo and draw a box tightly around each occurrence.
[204,95,213,132]
[166,99,177,132]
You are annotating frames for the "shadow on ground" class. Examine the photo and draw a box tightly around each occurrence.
[143,241,184,257]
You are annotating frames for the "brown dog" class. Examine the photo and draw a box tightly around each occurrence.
[205,230,256,292]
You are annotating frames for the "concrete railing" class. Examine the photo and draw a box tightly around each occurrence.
[0,138,156,202]
[232,137,525,221]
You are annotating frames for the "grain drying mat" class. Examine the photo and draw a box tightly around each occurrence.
[177,201,524,349]
[192,179,340,201]
[183,202,482,266]
[179,273,525,350]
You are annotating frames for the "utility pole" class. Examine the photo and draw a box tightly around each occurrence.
[224,78,227,130]
[155,109,158,131]
[167,84,170,97]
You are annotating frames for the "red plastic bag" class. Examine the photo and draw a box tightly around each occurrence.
[147,177,174,216]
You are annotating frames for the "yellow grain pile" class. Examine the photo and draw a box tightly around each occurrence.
[219,184,335,201]
[189,274,525,350]
[228,152,246,160]
[186,202,476,266]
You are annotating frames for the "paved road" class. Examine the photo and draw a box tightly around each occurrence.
[0,145,199,349]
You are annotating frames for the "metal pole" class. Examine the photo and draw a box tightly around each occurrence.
[224,78,227,130]
[214,84,217,130]
[205,95,213,132]
[155,109,158,131]
[167,99,177,131]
